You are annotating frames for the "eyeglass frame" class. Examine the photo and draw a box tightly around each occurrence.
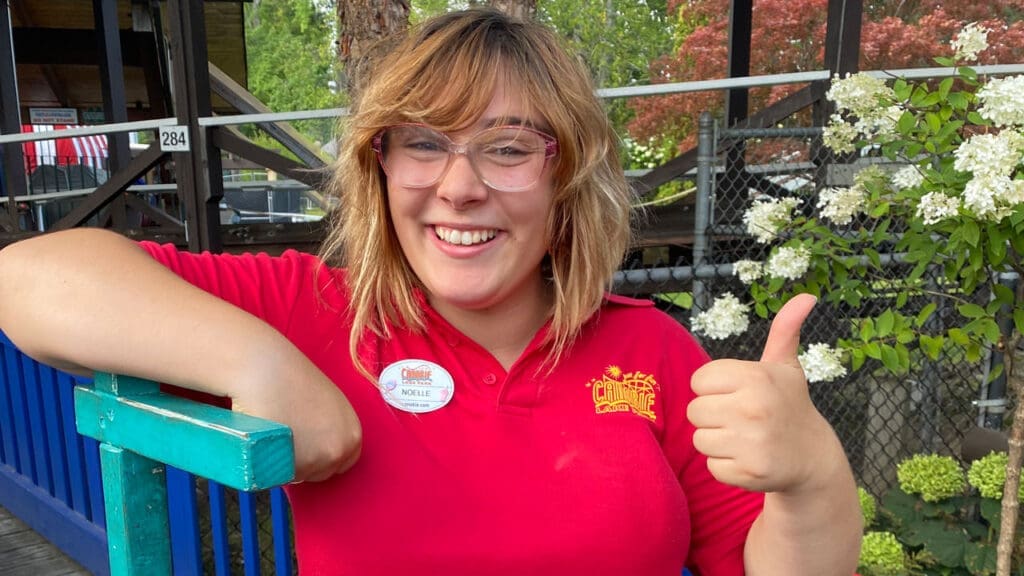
[371,122,560,193]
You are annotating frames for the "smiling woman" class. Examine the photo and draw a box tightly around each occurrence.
[0,8,862,576]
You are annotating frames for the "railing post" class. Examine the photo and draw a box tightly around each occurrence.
[692,111,716,313]
[91,374,172,575]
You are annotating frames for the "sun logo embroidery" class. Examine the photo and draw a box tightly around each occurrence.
[585,365,659,422]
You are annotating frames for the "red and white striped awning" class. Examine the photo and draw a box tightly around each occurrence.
[21,124,108,171]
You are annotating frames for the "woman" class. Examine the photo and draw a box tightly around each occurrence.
[0,8,861,575]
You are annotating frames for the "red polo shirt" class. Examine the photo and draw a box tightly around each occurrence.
[141,242,764,576]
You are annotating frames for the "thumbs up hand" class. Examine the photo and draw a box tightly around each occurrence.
[687,293,835,494]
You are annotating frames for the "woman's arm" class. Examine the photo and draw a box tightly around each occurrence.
[688,294,862,575]
[0,228,361,481]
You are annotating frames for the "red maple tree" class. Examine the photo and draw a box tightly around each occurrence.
[629,0,1024,151]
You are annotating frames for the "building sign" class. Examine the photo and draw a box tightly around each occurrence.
[81,108,105,124]
[29,107,79,125]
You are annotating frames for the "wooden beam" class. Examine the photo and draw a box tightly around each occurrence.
[169,0,224,253]
[634,82,826,194]
[824,0,863,76]
[12,28,152,67]
[49,143,167,231]
[208,62,328,169]
[725,0,753,125]
[123,193,184,229]
[211,127,329,189]
[94,0,131,228]
[0,0,26,228]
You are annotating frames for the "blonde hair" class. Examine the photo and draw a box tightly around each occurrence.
[319,8,633,379]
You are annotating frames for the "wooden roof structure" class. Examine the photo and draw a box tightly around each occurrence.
[10,0,247,118]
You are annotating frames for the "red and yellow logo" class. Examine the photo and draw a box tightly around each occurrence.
[586,365,659,422]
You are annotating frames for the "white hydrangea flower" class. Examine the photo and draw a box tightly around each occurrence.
[916,192,961,225]
[827,73,896,119]
[963,175,1024,222]
[823,116,860,154]
[691,293,750,340]
[732,260,763,284]
[817,185,867,225]
[853,104,902,139]
[951,22,990,62]
[953,131,1024,179]
[743,197,800,244]
[978,75,1024,127]
[798,343,848,383]
[766,245,812,281]
[891,165,925,190]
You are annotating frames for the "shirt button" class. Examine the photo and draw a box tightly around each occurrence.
[482,373,497,385]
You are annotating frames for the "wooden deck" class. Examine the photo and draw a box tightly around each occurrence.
[0,505,92,576]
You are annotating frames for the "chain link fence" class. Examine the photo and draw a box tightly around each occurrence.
[614,115,1007,499]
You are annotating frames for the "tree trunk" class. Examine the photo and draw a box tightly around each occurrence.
[488,0,537,19]
[996,284,1023,575]
[337,0,410,95]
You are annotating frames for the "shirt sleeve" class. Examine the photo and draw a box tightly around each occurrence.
[658,321,765,576]
[138,241,323,337]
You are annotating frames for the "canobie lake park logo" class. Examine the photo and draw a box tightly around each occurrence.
[586,365,659,422]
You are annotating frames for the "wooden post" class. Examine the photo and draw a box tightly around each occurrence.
[75,372,294,575]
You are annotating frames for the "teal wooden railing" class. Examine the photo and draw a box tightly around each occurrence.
[74,373,296,575]
[0,332,300,575]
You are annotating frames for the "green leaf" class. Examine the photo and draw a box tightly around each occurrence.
[1014,308,1024,336]
[897,109,916,133]
[963,221,981,247]
[947,91,968,110]
[933,55,956,67]
[925,111,942,133]
[937,77,954,100]
[864,341,882,360]
[912,522,966,567]
[920,335,943,360]
[987,362,1004,384]
[958,303,987,319]
[980,498,1002,526]
[967,110,988,125]
[919,91,941,107]
[851,348,866,371]
[959,65,979,82]
[916,302,937,327]
[948,328,970,346]
[964,542,997,575]
[876,310,895,338]
[881,488,922,526]
[880,344,902,372]
[992,283,1015,307]
[860,319,876,341]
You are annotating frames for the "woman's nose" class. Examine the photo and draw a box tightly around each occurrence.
[435,153,488,208]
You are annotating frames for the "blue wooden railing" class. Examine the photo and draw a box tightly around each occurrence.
[0,332,298,575]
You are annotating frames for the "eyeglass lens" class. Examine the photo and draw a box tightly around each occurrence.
[379,125,552,192]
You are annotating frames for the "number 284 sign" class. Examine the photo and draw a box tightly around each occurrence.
[159,125,190,152]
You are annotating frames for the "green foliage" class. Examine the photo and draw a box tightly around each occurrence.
[858,454,1024,575]
[537,0,674,131]
[897,454,966,503]
[967,452,1024,501]
[859,531,908,576]
[860,486,878,526]
[245,0,341,146]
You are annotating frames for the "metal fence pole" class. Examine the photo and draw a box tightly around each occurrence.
[692,112,716,313]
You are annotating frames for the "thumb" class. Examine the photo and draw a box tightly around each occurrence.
[760,293,817,365]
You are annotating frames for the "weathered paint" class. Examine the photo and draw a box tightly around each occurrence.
[75,375,294,490]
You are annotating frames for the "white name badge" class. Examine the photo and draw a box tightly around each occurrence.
[379,359,455,414]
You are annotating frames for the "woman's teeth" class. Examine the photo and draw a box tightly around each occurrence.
[435,226,497,246]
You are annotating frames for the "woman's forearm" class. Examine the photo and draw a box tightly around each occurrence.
[0,228,274,394]
[0,229,362,480]
[744,430,863,575]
